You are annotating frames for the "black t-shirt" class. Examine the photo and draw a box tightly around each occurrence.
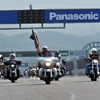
[42,51,52,57]
[89,54,99,59]
[38,50,52,57]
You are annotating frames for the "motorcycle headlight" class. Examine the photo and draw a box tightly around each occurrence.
[45,62,51,67]
[11,64,15,67]
[93,60,98,64]
[56,62,60,66]
[36,67,39,70]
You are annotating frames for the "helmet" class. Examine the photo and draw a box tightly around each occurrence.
[0,54,3,61]
[42,46,48,49]
[0,54,3,59]
[42,46,48,51]
[9,53,16,60]
[55,50,59,53]
[91,48,97,52]
[55,50,60,55]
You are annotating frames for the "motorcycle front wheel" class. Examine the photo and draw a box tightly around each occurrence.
[11,79,15,83]
[91,74,97,81]
[45,80,50,84]
[55,77,59,81]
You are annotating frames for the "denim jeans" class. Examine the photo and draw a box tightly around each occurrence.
[86,63,100,74]
[85,63,91,74]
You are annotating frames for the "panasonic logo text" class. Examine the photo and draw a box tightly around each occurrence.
[49,12,99,21]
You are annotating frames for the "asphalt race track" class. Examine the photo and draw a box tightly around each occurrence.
[0,76,100,100]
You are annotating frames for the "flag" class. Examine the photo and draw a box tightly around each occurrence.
[30,28,39,49]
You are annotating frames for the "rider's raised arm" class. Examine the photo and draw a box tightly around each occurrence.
[30,28,42,57]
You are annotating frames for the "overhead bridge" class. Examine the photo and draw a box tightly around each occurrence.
[0,9,100,30]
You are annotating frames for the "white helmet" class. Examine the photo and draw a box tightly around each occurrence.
[42,46,48,50]
[91,48,97,52]
[9,53,16,60]
[0,54,3,58]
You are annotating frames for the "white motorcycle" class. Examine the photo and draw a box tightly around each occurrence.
[37,57,59,84]
[89,59,100,81]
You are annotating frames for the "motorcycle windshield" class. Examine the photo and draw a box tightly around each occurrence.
[37,57,58,65]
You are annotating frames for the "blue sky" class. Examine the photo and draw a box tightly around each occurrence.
[0,0,100,36]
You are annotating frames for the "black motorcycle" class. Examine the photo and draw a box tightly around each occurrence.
[55,62,62,81]
[4,60,21,83]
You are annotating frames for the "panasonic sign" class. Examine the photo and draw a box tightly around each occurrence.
[45,9,100,23]
[49,12,99,20]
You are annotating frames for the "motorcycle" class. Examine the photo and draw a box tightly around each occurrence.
[24,69,28,78]
[37,57,58,84]
[28,68,36,78]
[0,55,7,79]
[89,59,99,81]
[60,66,65,76]
[55,58,68,79]
[4,60,21,83]
[1,68,7,79]
[55,62,61,81]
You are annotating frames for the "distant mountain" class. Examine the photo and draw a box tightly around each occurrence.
[0,33,34,51]
[37,31,100,50]
[0,31,100,51]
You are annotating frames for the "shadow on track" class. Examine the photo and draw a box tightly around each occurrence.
[0,82,49,87]
[14,82,57,87]
[74,80,93,83]
[15,83,46,87]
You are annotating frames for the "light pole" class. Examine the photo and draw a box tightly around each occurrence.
[29,4,32,10]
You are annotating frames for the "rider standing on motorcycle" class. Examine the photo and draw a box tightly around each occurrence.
[85,48,100,75]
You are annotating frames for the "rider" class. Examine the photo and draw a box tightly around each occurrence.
[54,50,62,76]
[85,48,100,75]
[38,46,57,79]
[0,54,5,67]
[38,46,52,57]
[54,50,68,75]
[0,54,7,77]
[4,53,21,78]
[54,50,61,60]
[54,50,67,67]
